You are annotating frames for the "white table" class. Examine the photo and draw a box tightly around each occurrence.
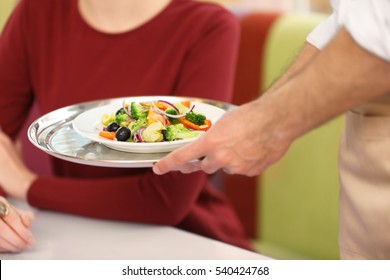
[1,201,270,260]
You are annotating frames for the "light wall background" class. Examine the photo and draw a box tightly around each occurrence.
[0,0,17,33]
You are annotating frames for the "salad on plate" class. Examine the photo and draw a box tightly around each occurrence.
[98,99,212,143]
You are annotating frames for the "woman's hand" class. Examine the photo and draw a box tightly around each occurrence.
[0,197,35,252]
[0,130,37,200]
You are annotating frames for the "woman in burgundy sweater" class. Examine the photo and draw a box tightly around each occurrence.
[0,0,252,253]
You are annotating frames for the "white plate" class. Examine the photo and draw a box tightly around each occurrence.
[72,97,225,153]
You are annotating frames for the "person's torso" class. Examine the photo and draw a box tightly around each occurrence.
[22,0,229,113]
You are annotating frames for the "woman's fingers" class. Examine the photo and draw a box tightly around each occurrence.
[0,232,20,252]
[19,210,35,228]
[0,198,35,252]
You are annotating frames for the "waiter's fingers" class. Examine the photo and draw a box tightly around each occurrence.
[154,136,207,174]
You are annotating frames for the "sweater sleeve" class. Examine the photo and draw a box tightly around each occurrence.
[0,0,34,140]
[26,5,239,224]
[172,8,239,102]
[28,170,207,225]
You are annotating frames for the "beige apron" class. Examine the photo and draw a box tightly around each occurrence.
[339,99,390,259]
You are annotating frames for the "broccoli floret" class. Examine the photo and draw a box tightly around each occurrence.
[128,118,147,138]
[163,124,201,141]
[130,102,148,120]
[116,113,130,126]
[115,108,126,115]
[185,111,206,126]
[113,108,131,126]
[165,108,180,124]
[165,108,176,115]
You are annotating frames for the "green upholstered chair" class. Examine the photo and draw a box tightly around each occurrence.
[253,13,343,260]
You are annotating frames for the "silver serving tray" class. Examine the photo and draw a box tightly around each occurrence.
[28,96,236,168]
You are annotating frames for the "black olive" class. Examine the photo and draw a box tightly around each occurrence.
[116,126,131,141]
[106,122,119,132]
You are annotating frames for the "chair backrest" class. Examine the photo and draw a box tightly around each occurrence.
[222,12,281,238]
[255,12,342,259]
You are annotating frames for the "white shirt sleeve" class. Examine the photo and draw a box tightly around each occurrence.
[306,13,339,50]
[306,0,340,50]
[338,0,390,62]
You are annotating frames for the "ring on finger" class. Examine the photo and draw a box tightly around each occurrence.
[0,201,10,218]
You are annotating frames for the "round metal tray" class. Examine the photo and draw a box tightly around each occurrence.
[28,97,236,168]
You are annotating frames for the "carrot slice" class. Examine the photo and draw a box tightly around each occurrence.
[181,100,191,108]
[99,131,116,140]
[147,108,166,126]
[179,118,211,131]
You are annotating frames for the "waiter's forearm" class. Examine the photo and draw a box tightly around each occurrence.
[264,42,319,93]
[254,27,390,142]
